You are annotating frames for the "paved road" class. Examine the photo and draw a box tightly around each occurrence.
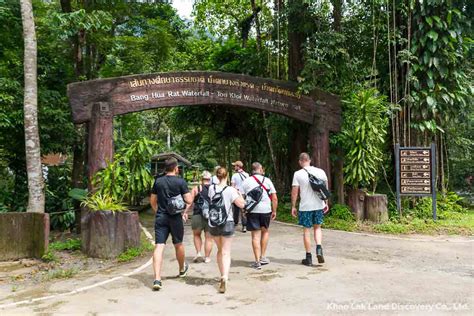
[0,219,473,315]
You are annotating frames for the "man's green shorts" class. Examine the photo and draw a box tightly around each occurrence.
[298,210,324,228]
[191,214,209,231]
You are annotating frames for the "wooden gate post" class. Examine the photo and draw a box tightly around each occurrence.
[309,124,331,189]
[87,102,114,191]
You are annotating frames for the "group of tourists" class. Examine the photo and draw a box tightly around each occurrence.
[149,152,329,293]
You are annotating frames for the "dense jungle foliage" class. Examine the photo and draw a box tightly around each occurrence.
[0,0,472,230]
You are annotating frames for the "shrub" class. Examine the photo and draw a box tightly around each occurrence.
[81,193,127,212]
[93,137,159,206]
[41,250,58,262]
[0,202,8,213]
[408,192,468,220]
[328,204,354,221]
[45,165,76,231]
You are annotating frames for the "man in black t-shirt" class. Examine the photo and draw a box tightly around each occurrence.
[150,158,192,291]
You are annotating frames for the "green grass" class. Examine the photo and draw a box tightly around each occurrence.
[324,217,358,232]
[370,212,474,235]
[43,268,78,280]
[49,238,81,251]
[41,250,58,262]
[276,202,474,236]
[117,233,154,262]
[42,238,81,263]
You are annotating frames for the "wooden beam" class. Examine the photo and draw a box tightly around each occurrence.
[67,71,317,124]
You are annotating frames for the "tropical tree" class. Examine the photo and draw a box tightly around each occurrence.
[20,0,44,213]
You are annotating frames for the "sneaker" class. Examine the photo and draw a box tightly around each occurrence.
[250,261,262,270]
[218,278,227,293]
[316,247,325,264]
[193,255,204,263]
[152,280,162,291]
[204,257,211,264]
[302,254,313,266]
[241,227,247,233]
[260,257,270,265]
[179,263,189,278]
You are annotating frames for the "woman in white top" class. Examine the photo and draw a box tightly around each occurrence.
[208,167,245,293]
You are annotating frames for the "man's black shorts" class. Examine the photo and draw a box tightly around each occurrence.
[246,212,271,231]
[155,212,184,244]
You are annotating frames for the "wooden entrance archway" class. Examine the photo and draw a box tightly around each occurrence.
[67,71,341,188]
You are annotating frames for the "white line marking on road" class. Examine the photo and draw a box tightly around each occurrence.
[0,223,155,310]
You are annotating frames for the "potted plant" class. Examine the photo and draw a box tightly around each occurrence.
[80,193,140,259]
[342,88,392,222]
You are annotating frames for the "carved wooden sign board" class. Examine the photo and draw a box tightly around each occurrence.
[67,71,316,124]
[399,148,433,195]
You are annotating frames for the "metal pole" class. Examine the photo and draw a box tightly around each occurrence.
[395,143,401,217]
[431,142,437,221]
[167,128,171,150]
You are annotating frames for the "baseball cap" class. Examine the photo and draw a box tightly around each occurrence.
[201,171,212,179]
[232,161,243,168]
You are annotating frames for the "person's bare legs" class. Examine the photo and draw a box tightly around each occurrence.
[221,236,233,279]
[314,224,324,263]
[215,236,232,293]
[251,230,261,262]
[153,244,166,280]
[204,232,213,258]
[303,227,312,252]
[174,243,185,271]
[314,224,322,245]
[193,229,203,256]
[260,227,270,259]
[215,237,223,276]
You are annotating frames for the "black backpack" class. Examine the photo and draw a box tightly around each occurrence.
[194,184,211,218]
[244,175,270,213]
[208,185,229,227]
[303,168,331,201]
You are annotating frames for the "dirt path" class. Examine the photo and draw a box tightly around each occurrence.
[0,219,472,315]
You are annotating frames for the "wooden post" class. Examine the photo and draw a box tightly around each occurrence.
[309,125,331,189]
[87,102,113,191]
[347,188,366,221]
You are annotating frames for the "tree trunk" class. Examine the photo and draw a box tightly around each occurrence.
[263,112,281,189]
[365,194,388,223]
[251,0,262,52]
[273,0,284,79]
[20,0,44,213]
[309,126,330,188]
[331,0,343,32]
[287,0,306,81]
[334,146,344,204]
[347,188,365,221]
